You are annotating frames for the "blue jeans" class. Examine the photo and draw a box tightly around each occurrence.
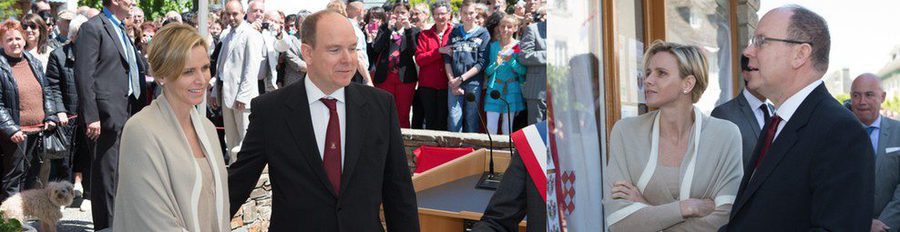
[448,81,481,132]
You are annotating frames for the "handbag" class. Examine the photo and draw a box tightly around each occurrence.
[40,126,70,160]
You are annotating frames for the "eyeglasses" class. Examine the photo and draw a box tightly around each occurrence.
[23,24,37,30]
[750,34,812,49]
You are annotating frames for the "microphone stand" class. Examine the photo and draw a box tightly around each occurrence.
[468,92,501,190]
[491,90,516,159]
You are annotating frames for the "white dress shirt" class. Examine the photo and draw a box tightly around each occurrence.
[306,76,346,169]
[743,89,770,129]
[773,80,824,139]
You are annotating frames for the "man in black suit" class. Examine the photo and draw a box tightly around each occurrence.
[228,10,419,231]
[712,55,771,165]
[473,122,548,232]
[722,5,874,231]
[73,0,147,229]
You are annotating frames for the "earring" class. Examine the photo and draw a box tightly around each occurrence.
[683,90,689,94]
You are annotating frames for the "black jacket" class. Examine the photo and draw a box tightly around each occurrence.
[371,24,419,84]
[74,14,149,132]
[472,152,546,232]
[46,43,78,115]
[228,79,419,232]
[0,50,61,138]
[722,84,874,231]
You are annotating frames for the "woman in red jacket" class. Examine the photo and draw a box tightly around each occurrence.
[414,1,454,131]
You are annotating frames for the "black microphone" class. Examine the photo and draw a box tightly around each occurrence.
[468,91,501,190]
[490,90,516,161]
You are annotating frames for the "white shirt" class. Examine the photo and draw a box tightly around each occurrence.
[348,18,370,71]
[773,80,824,139]
[743,89,770,129]
[216,24,239,82]
[306,76,347,169]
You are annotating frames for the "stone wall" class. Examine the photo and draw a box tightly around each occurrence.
[735,0,761,91]
[230,129,509,231]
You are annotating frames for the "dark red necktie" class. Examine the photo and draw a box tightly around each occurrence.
[320,98,342,195]
[754,115,782,169]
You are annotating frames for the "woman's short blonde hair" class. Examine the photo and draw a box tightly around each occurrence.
[327,0,348,17]
[642,40,709,103]
[147,24,208,82]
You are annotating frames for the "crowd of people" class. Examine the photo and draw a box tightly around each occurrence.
[0,0,548,230]
[603,5,900,232]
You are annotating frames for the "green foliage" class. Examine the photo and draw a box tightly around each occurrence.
[833,93,850,105]
[0,213,22,232]
[76,0,191,21]
[0,0,21,19]
[400,0,472,15]
[885,95,900,115]
[139,0,192,21]
[77,0,102,10]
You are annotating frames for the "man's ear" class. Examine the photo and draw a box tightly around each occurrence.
[791,44,812,69]
[301,43,312,65]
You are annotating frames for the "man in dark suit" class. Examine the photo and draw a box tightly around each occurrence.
[850,73,900,232]
[712,55,771,165]
[228,10,419,231]
[73,0,147,229]
[518,21,547,125]
[722,5,874,231]
[473,122,547,232]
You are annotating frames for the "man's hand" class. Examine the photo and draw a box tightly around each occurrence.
[872,219,890,232]
[57,112,69,126]
[251,19,263,32]
[209,95,219,109]
[86,121,101,141]
[235,101,246,111]
[10,131,25,143]
[449,76,463,87]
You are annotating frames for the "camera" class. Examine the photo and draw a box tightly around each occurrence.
[261,22,270,30]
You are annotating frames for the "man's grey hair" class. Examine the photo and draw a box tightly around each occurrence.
[784,5,830,73]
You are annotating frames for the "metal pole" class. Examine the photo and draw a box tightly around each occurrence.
[198,0,209,113]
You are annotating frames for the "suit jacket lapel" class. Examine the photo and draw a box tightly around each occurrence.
[339,84,368,195]
[283,79,339,197]
[732,85,825,216]
[99,15,127,60]
[737,95,762,137]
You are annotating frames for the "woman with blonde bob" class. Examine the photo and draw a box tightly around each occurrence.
[603,40,743,231]
[113,24,228,232]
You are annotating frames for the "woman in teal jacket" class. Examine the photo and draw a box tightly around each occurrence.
[484,15,526,135]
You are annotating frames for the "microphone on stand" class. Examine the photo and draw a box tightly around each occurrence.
[468,91,501,190]
[490,90,516,156]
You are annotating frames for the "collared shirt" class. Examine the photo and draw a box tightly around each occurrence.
[103,8,138,97]
[101,8,128,56]
[743,89,770,129]
[773,80,824,139]
[216,24,238,81]
[868,115,882,154]
[306,76,347,169]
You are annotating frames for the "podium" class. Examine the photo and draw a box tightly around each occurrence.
[413,149,527,232]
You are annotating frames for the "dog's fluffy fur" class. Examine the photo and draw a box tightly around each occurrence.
[0,181,75,232]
